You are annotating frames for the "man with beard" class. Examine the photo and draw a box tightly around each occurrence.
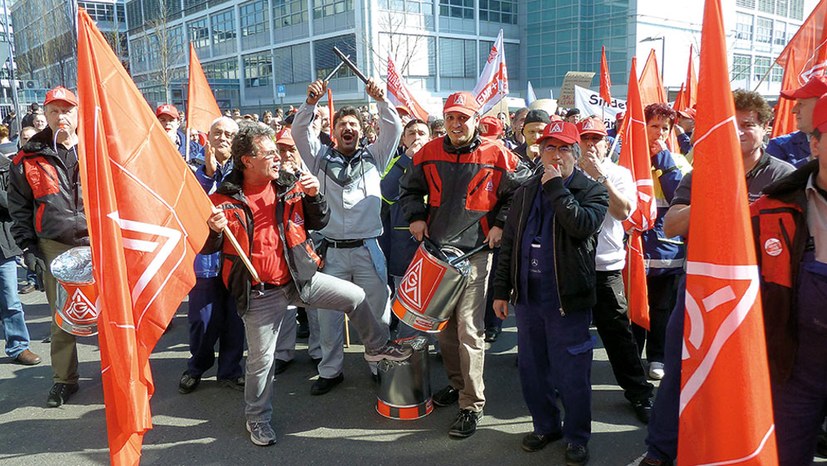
[293,78,402,395]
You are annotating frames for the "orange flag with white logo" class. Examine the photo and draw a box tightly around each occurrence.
[678,0,778,463]
[773,48,799,139]
[76,9,213,465]
[600,46,612,104]
[619,57,655,330]
[186,43,221,135]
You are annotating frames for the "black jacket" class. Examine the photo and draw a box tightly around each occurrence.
[201,169,329,316]
[8,127,88,250]
[492,168,609,313]
[0,154,22,260]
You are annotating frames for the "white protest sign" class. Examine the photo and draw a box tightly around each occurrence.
[573,85,627,130]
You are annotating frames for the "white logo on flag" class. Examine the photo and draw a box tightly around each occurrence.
[400,257,423,310]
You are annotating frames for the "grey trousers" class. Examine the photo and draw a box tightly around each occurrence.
[242,272,389,423]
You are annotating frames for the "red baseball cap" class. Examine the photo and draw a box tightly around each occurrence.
[811,94,827,132]
[155,104,180,119]
[577,117,607,137]
[536,121,581,145]
[478,115,504,138]
[678,107,697,119]
[443,91,479,117]
[780,75,827,100]
[275,128,295,146]
[396,105,412,117]
[616,111,625,121]
[44,86,78,107]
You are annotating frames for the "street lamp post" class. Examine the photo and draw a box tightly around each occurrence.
[640,36,666,81]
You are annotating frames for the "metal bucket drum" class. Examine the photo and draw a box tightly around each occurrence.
[376,336,432,420]
[392,242,471,333]
[51,246,99,337]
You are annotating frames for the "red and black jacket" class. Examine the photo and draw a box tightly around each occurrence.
[8,127,88,250]
[398,133,529,251]
[201,170,329,316]
[750,159,817,384]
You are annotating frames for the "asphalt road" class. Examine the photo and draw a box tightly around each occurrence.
[1,284,660,466]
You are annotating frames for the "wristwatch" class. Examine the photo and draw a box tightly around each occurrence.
[596,175,607,184]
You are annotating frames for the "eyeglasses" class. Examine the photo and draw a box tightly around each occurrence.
[254,150,280,162]
[543,145,573,154]
[211,130,237,139]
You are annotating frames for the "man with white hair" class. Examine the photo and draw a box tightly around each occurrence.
[178,116,245,394]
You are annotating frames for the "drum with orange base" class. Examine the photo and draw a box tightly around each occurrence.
[376,336,432,420]
[51,247,99,337]
[391,240,471,333]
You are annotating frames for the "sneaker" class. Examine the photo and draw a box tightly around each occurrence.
[432,385,460,407]
[565,443,589,466]
[818,428,827,458]
[448,409,482,438]
[310,373,344,396]
[274,359,293,375]
[217,376,245,391]
[47,382,79,408]
[364,341,412,362]
[631,398,653,424]
[178,372,201,394]
[19,283,36,294]
[649,362,665,380]
[521,432,563,452]
[246,420,276,446]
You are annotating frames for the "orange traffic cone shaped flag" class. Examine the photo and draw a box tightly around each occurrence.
[639,50,679,152]
[76,8,213,465]
[685,45,698,110]
[186,42,221,135]
[678,0,778,463]
[618,57,655,330]
[673,82,687,113]
[600,45,612,104]
[772,48,798,139]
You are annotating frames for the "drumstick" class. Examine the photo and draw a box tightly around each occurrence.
[333,47,369,84]
[309,55,349,99]
[448,243,490,265]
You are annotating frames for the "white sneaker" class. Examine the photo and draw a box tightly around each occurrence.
[246,420,277,446]
[649,362,665,380]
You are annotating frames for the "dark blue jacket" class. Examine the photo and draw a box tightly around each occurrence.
[766,130,811,168]
[193,160,233,278]
[380,150,419,277]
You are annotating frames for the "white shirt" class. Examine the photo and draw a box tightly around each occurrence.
[806,174,827,264]
[591,159,637,271]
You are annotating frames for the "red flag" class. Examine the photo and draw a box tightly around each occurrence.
[386,56,429,121]
[772,48,799,138]
[327,87,334,137]
[673,83,687,113]
[677,0,778,463]
[599,46,612,104]
[618,57,655,330]
[639,49,680,153]
[76,9,213,465]
[186,43,221,134]
[685,45,698,109]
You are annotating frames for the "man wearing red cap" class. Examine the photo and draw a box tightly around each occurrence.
[577,117,654,424]
[674,108,695,156]
[767,75,827,168]
[155,103,204,161]
[491,121,608,464]
[399,91,527,438]
[749,92,827,465]
[478,115,504,140]
[8,86,87,407]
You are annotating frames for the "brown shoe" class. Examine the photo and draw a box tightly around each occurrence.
[14,349,41,366]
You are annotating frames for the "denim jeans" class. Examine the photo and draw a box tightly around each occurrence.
[0,256,31,358]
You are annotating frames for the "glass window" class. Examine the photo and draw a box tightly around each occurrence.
[775,0,789,16]
[188,16,210,50]
[774,21,787,46]
[758,0,774,13]
[755,17,772,43]
[79,2,126,23]
[240,0,269,37]
[273,0,308,27]
[313,0,354,19]
[732,54,751,81]
[438,37,475,78]
[184,0,207,14]
[788,0,804,20]
[203,58,239,80]
[735,12,753,41]
[273,43,310,84]
[378,0,433,14]
[126,0,142,30]
[753,56,771,81]
[736,0,755,7]
[211,9,236,46]
[439,0,473,19]
[313,34,357,79]
[479,0,517,24]
[771,64,784,83]
[243,52,272,87]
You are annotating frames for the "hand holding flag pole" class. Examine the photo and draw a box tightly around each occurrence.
[207,207,261,283]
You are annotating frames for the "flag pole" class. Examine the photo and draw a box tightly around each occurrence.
[751,61,776,91]
[184,128,191,162]
[222,225,261,283]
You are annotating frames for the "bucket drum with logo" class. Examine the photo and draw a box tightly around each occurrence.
[391,241,471,333]
[376,336,432,420]
[51,246,99,337]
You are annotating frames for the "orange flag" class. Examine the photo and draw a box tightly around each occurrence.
[639,49,680,153]
[599,45,612,104]
[186,43,221,135]
[618,57,655,330]
[677,0,778,463]
[685,45,698,110]
[76,9,213,465]
[673,83,687,113]
[772,48,799,138]
[327,87,334,137]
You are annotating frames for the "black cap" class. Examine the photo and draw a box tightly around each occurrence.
[523,109,550,126]
[565,108,581,118]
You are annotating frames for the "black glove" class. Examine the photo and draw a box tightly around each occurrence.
[23,247,46,275]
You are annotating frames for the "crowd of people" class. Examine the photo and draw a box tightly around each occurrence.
[0,71,825,465]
